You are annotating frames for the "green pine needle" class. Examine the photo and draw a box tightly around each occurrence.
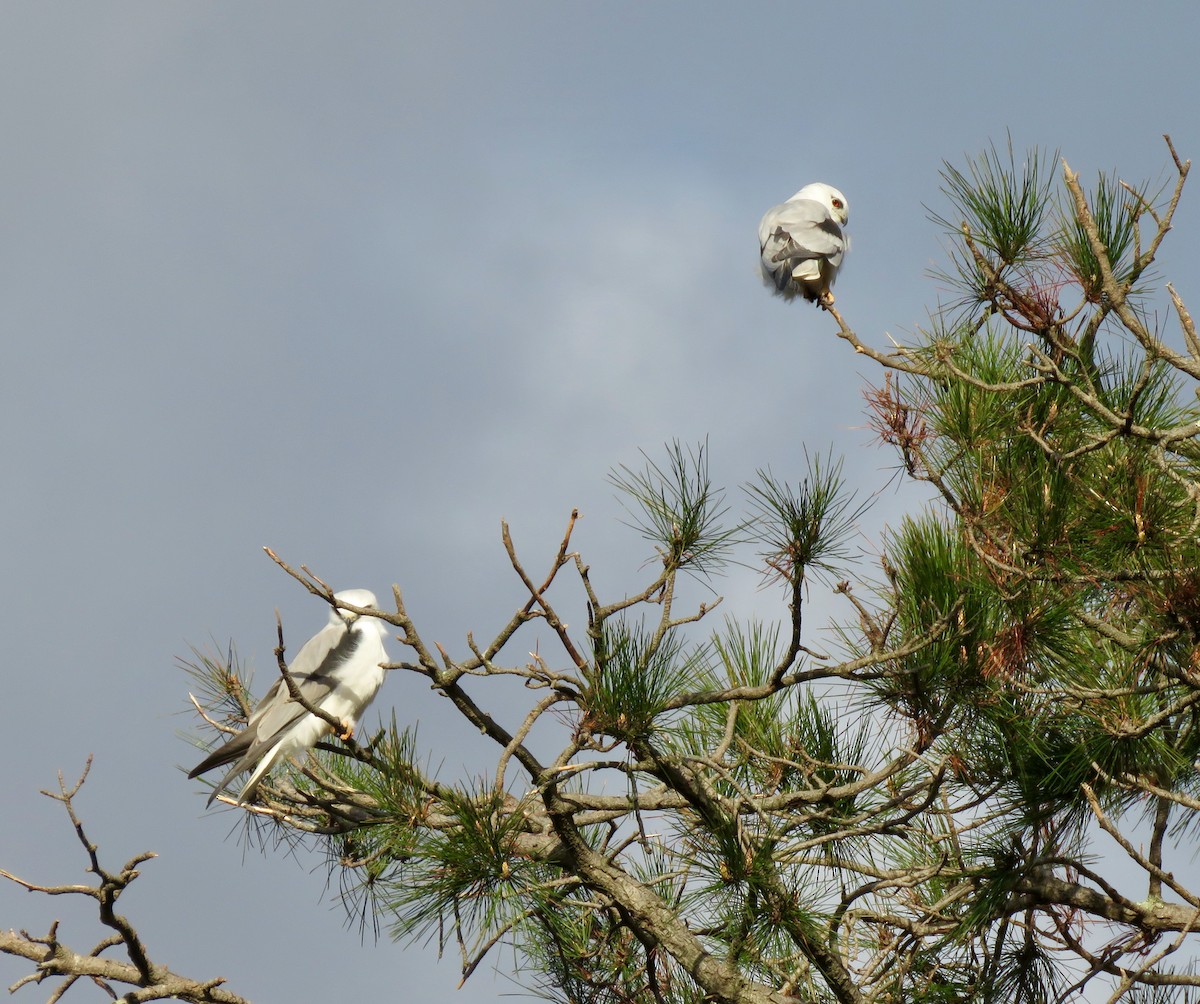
[609,439,737,575]
[745,449,870,588]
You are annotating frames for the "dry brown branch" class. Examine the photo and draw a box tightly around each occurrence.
[1,761,252,1003]
[502,517,588,670]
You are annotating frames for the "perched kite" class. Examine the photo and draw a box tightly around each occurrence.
[189,588,391,806]
[758,183,849,306]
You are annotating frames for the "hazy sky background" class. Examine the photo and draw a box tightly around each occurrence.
[3,4,1198,1001]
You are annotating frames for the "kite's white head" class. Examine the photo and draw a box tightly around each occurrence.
[789,183,849,227]
[330,588,381,626]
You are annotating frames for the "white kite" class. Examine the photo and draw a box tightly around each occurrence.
[189,588,391,806]
[758,182,849,306]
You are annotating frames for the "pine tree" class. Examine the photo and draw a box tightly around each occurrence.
[7,136,1199,1004]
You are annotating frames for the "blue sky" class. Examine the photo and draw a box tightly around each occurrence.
[3,4,1198,1000]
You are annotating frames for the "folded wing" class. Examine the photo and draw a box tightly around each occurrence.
[759,198,847,300]
[189,592,389,805]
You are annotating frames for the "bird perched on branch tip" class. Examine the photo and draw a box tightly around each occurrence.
[759,182,849,307]
[189,588,391,806]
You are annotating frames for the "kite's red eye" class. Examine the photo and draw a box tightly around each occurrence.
[832,199,843,209]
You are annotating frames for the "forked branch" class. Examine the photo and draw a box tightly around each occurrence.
[1,759,251,1003]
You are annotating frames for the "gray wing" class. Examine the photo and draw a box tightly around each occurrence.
[188,619,357,802]
[759,198,845,286]
[245,621,351,736]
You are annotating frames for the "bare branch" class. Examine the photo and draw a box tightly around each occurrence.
[2,763,252,1003]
